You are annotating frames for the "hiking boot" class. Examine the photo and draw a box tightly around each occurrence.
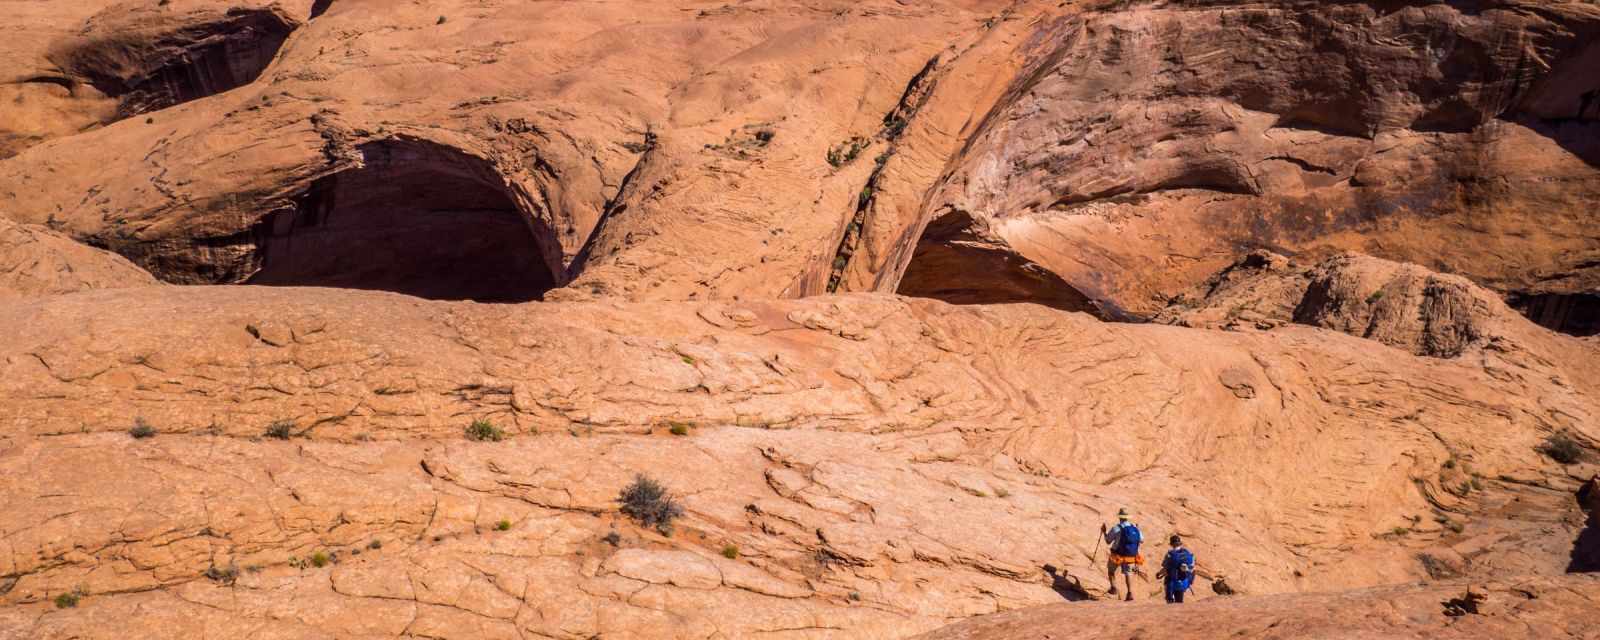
[1107,586,1118,596]
[1125,593,1134,602]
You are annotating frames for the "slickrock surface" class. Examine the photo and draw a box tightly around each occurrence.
[916,575,1600,640]
[0,218,158,298]
[2,0,1598,638]
[0,280,1595,638]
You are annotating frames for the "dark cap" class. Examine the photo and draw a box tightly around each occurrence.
[1169,535,1182,545]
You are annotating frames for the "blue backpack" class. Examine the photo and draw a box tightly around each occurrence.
[1165,548,1194,580]
[1112,523,1142,556]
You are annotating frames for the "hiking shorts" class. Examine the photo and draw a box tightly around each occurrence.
[1108,554,1143,574]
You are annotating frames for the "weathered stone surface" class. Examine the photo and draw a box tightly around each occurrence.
[0,280,1593,637]
[915,575,1600,640]
[0,218,157,298]
[2,1,1599,638]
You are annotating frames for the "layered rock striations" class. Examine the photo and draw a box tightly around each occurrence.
[0,0,1597,638]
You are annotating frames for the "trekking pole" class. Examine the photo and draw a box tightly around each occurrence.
[1089,532,1102,565]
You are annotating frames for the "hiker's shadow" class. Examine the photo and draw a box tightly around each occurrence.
[1569,480,1599,572]
[1042,564,1092,602]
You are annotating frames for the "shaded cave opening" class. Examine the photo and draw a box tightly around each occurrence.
[67,9,296,120]
[248,140,561,303]
[1509,292,1600,337]
[895,211,1108,317]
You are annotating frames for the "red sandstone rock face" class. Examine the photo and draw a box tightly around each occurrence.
[878,1,1600,320]
[1,1,1598,638]
[0,218,157,298]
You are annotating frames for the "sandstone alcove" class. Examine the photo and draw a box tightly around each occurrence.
[59,9,297,120]
[896,211,1102,315]
[1512,292,1600,337]
[248,140,561,302]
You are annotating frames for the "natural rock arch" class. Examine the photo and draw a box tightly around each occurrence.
[248,139,563,303]
[894,210,1106,316]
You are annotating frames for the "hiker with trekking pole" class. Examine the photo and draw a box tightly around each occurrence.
[1099,508,1144,601]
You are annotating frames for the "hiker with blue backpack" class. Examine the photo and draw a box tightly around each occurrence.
[1100,508,1143,600]
[1157,534,1196,604]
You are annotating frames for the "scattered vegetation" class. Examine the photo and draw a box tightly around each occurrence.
[264,420,295,440]
[681,354,696,365]
[204,564,238,585]
[1442,457,1456,469]
[753,129,775,146]
[310,551,330,568]
[858,185,875,208]
[1447,520,1465,534]
[602,531,622,546]
[1539,432,1584,465]
[129,418,157,439]
[827,137,870,167]
[882,116,909,139]
[496,519,512,531]
[465,419,505,442]
[1457,481,1473,496]
[618,474,684,535]
[1366,290,1386,304]
[668,422,690,436]
[722,544,739,559]
[368,539,383,550]
[1391,527,1410,537]
[848,591,862,602]
[54,590,81,609]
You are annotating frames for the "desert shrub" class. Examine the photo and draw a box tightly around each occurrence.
[129,418,157,439]
[368,539,383,550]
[602,531,622,546]
[1539,432,1584,465]
[618,474,684,535]
[722,544,739,559]
[54,590,81,609]
[204,564,238,584]
[668,422,690,436]
[827,137,869,167]
[264,420,295,440]
[465,419,505,442]
[310,551,330,568]
[495,519,512,531]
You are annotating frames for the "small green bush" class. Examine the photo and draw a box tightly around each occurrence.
[129,418,157,439]
[1366,290,1385,304]
[310,551,330,568]
[465,419,505,442]
[619,474,684,535]
[495,519,512,531]
[1539,432,1584,465]
[54,591,80,609]
[264,420,295,440]
[668,422,690,436]
[722,544,739,559]
[368,539,383,550]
